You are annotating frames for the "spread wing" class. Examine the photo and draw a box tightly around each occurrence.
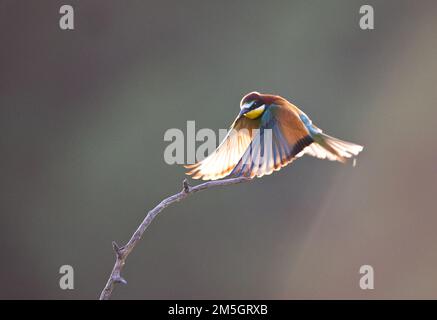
[185,115,261,180]
[230,104,314,178]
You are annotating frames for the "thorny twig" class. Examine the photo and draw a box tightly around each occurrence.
[99,176,251,300]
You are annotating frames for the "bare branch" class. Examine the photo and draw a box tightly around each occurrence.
[99,176,251,300]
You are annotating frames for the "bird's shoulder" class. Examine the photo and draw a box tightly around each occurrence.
[266,98,305,123]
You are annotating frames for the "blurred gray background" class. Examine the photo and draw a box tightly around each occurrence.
[1,0,437,299]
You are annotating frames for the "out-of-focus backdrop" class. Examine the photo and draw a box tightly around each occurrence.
[1,0,436,299]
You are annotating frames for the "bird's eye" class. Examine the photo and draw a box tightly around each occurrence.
[251,100,261,109]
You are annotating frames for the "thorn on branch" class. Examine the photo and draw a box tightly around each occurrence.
[112,241,123,258]
[114,276,127,285]
[182,178,191,193]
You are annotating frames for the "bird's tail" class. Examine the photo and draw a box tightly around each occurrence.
[310,132,364,163]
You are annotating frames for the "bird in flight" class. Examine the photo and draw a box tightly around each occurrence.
[185,92,363,180]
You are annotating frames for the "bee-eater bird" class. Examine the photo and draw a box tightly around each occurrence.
[185,91,363,180]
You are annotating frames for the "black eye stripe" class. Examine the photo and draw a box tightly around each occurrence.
[251,100,262,109]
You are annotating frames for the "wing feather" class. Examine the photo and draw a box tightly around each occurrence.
[185,115,261,180]
[231,104,314,178]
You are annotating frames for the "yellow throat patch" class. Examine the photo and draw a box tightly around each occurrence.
[244,105,265,119]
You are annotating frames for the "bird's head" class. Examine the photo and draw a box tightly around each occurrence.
[239,91,275,119]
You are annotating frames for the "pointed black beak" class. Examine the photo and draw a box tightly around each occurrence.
[238,108,248,118]
[238,101,253,117]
